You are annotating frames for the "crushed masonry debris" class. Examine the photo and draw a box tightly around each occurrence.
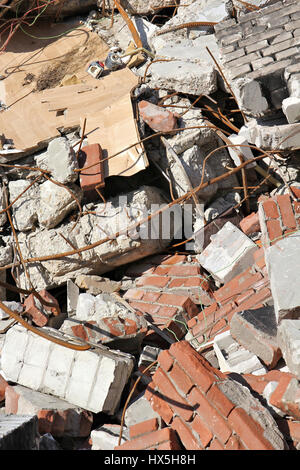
[0,0,299,452]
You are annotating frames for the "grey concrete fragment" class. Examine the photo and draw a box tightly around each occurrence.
[8,179,39,231]
[213,330,267,375]
[1,324,134,414]
[67,279,79,317]
[75,274,121,295]
[239,118,300,150]
[16,185,174,290]
[230,307,281,368]
[277,320,300,379]
[123,393,160,428]
[44,137,79,184]
[0,185,6,227]
[91,424,129,450]
[265,232,300,322]
[0,301,23,320]
[0,414,38,450]
[37,180,83,229]
[148,59,217,95]
[197,221,257,284]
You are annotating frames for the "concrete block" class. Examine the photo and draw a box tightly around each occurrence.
[230,307,282,368]
[37,180,83,229]
[228,133,256,168]
[1,324,134,414]
[5,384,93,437]
[282,96,300,123]
[239,118,300,150]
[8,180,38,232]
[67,279,79,317]
[277,320,300,379]
[91,424,129,450]
[0,301,23,320]
[213,330,267,375]
[123,392,160,428]
[265,232,300,322]
[75,275,121,295]
[232,78,269,118]
[46,137,79,184]
[0,414,38,450]
[197,221,257,284]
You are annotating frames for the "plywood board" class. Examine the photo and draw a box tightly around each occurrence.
[0,22,147,177]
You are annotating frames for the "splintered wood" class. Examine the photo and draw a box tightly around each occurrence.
[0,22,147,177]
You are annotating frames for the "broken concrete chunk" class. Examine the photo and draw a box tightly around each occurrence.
[239,118,300,151]
[5,384,93,437]
[213,330,267,375]
[277,320,300,380]
[44,137,79,184]
[16,185,174,290]
[124,392,160,428]
[0,414,38,450]
[37,180,83,229]
[91,424,129,450]
[1,324,134,414]
[197,221,257,284]
[228,133,256,168]
[265,232,300,322]
[0,301,23,321]
[75,274,121,295]
[67,279,79,317]
[8,180,39,232]
[0,185,6,227]
[138,100,178,133]
[282,96,300,124]
[230,307,281,369]
[148,60,217,96]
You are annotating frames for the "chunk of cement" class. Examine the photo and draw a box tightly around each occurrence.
[8,180,38,231]
[75,274,121,295]
[0,301,23,320]
[0,414,38,450]
[230,307,281,368]
[232,78,269,118]
[37,180,83,229]
[228,134,256,168]
[213,330,267,375]
[0,185,6,227]
[197,221,257,284]
[282,97,300,124]
[67,279,79,317]
[277,320,300,380]
[123,393,160,428]
[43,137,79,184]
[239,118,300,150]
[1,324,134,414]
[265,232,300,322]
[148,59,217,96]
[15,185,174,290]
[91,424,129,450]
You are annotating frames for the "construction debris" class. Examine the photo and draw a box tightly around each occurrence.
[0,0,299,453]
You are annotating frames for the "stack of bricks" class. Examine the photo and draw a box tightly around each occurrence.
[115,418,182,450]
[140,341,284,450]
[186,246,272,349]
[214,0,300,115]
[124,254,213,342]
[258,189,300,248]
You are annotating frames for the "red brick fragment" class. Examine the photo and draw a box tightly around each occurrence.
[228,407,275,450]
[239,211,260,235]
[138,100,178,133]
[129,418,159,439]
[116,427,179,450]
[263,199,279,219]
[172,416,202,450]
[266,219,283,244]
[23,290,60,327]
[79,143,105,193]
[277,194,297,230]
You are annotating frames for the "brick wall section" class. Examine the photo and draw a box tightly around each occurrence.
[186,246,272,349]
[144,341,280,450]
[258,189,300,248]
[214,0,300,115]
[115,418,182,450]
[124,254,213,342]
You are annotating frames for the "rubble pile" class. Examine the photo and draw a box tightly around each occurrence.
[0,0,300,452]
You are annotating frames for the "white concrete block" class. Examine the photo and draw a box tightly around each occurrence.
[265,232,300,322]
[282,96,300,124]
[1,324,134,414]
[213,330,267,375]
[277,320,300,379]
[197,221,257,284]
[228,133,256,168]
[91,424,129,450]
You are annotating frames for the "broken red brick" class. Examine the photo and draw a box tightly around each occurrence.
[79,143,105,194]
[277,194,297,230]
[23,290,60,327]
[227,407,274,450]
[138,100,178,133]
[239,211,260,235]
